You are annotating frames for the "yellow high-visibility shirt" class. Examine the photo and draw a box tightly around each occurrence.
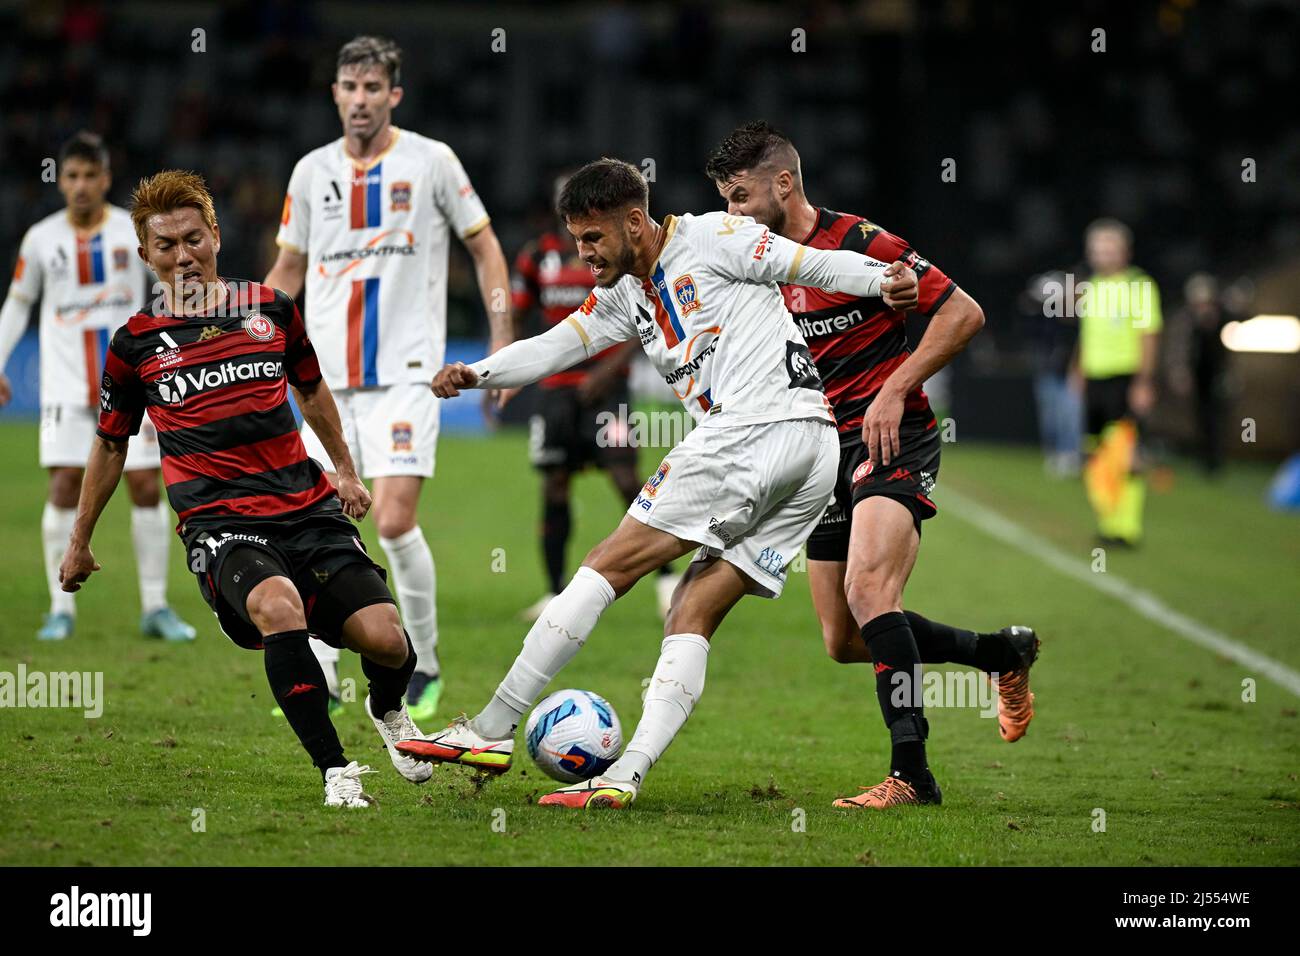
[1079,266,1162,379]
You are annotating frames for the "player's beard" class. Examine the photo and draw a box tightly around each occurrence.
[757,192,786,237]
[594,232,638,287]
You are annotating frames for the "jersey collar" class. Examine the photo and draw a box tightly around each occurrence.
[344,126,402,171]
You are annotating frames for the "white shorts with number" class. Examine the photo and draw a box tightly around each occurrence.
[300,384,440,479]
[627,417,837,598]
[40,404,161,471]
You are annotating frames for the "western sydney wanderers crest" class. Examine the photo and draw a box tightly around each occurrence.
[390,181,412,212]
[673,274,701,316]
[243,313,274,341]
[391,421,413,451]
[852,459,875,485]
[199,325,223,342]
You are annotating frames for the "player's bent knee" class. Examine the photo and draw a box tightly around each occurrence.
[246,579,305,634]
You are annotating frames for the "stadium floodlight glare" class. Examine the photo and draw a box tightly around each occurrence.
[1220,315,1300,354]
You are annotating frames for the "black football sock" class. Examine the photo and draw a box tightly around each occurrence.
[905,610,1023,673]
[264,629,346,777]
[861,611,929,781]
[363,631,417,718]
[905,610,978,665]
[541,499,571,595]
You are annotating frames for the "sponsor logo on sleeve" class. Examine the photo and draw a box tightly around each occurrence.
[578,291,599,315]
[99,373,113,413]
[113,247,130,271]
[752,228,772,260]
[280,194,292,226]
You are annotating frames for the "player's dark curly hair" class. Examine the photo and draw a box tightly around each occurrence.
[555,158,649,220]
[705,120,800,184]
[337,35,402,87]
[59,130,109,170]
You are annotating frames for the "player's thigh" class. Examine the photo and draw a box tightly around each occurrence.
[662,554,750,640]
[40,405,93,504]
[356,384,438,482]
[807,558,868,662]
[245,575,307,634]
[582,515,699,597]
[370,474,424,539]
[844,495,921,606]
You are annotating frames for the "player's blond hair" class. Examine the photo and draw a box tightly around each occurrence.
[130,170,219,245]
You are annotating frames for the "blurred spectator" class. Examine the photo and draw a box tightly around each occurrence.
[1169,273,1233,475]
[1024,270,1082,477]
[1073,218,1162,546]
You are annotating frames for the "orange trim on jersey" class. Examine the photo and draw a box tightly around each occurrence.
[346,282,365,387]
[76,236,92,285]
[82,330,98,407]
[13,256,23,281]
[344,126,402,172]
[280,194,292,226]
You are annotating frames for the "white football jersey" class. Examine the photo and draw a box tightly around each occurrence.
[8,205,148,408]
[276,127,490,388]
[556,212,837,429]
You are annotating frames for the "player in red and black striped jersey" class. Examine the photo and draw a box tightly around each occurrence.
[708,122,1040,809]
[510,177,678,622]
[57,170,436,808]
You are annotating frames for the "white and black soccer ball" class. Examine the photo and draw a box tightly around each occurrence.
[525,689,623,783]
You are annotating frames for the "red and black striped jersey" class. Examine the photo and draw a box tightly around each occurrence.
[511,231,628,388]
[97,279,335,528]
[782,208,955,437]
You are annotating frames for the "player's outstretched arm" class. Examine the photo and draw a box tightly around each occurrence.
[264,248,309,301]
[59,437,128,591]
[432,316,593,397]
[293,378,372,521]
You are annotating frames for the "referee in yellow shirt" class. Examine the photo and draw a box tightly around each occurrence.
[1071,219,1162,546]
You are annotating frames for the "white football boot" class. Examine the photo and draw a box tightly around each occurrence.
[323,761,377,808]
[366,695,435,784]
[395,714,514,774]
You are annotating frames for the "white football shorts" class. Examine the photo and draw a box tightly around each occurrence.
[300,384,440,479]
[626,416,837,598]
[40,404,161,471]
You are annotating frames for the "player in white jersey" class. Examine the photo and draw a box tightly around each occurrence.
[265,37,512,721]
[396,159,918,808]
[0,132,195,643]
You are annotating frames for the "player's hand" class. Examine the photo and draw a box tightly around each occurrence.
[1128,377,1156,418]
[58,541,100,593]
[487,386,520,411]
[862,385,905,467]
[431,362,479,398]
[0,372,11,406]
[577,367,615,404]
[882,262,919,312]
[336,472,372,521]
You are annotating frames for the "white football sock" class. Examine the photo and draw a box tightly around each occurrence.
[309,640,341,697]
[42,502,76,616]
[473,566,616,739]
[380,527,439,677]
[606,633,710,784]
[131,502,172,615]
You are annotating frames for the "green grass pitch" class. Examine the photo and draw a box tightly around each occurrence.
[0,421,1297,866]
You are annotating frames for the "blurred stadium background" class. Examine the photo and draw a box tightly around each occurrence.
[2,0,1298,465]
[2,0,1299,868]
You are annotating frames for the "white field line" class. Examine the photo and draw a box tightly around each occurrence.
[941,487,1300,698]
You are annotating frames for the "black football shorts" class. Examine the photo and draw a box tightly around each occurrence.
[805,411,942,562]
[183,499,393,650]
[529,382,638,472]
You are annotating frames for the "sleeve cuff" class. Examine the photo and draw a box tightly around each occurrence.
[275,238,305,254]
[920,281,957,318]
[460,216,491,240]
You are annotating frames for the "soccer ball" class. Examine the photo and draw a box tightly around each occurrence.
[524,689,623,783]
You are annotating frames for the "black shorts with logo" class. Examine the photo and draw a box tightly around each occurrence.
[529,381,637,471]
[805,411,941,562]
[182,498,393,650]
